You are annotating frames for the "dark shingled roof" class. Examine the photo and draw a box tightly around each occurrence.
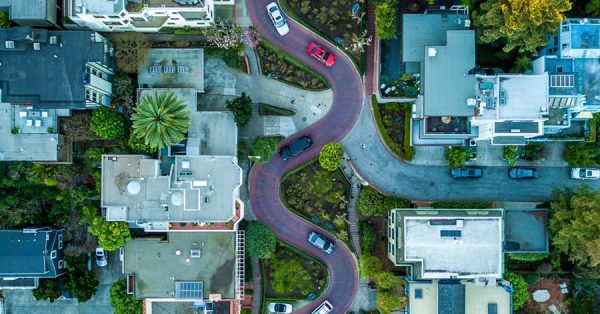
[0,27,109,109]
[438,282,465,314]
[0,228,63,278]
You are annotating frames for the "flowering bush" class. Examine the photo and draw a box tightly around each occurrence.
[243,28,260,48]
[204,22,243,50]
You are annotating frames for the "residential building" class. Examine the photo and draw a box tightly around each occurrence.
[0,0,58,27]
[138,48,205,92]
[0,227,66,289]
[65,0,235,33]
[504,208,549,253]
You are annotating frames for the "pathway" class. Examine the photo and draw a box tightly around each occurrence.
[341,155,362,258]
[250,257,262,314]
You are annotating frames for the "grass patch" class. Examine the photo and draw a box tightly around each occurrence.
[371,96,414,161]
[257,39,328,90]
[431,200,495,209]
[259,103,296,116]
[205,47,242,69]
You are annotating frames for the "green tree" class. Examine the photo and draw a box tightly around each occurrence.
[0,11,12,28]
[246,222,277,259]
[226,92,253,127]
[90,216,131,251]
[522,142,544,161]
[127,132,158,154]
[357,187,410,216]
[110,280,143,314]
[109,32,151,74]
[32,279,62,303]
[511,55,533,73]
[64,259,99,303]
[505,272,529,310]
[474,0,571,53]
[112,73,135,109]
[270,258,312,295]
[360,254,383,279]
[549,187,600,268]
[29,163,58,186]
[586,0,600,17]
[564,142,597,167]
[249,136,280,163]
[507,252,549,262]
[375,2,398,40]
[374,271,401,290]
[503,145,520,166]
[377,290,407,314]
[444,146,471,168]
[319,142,344,171]
[131,90,191,150]
[90,107,126,139]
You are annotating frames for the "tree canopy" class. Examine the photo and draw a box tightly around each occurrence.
[33,279,62,303]
[474,0,571,53]
[109,32,151,74]
[319,142,344,171]
[90,107,126,139]
[549,187,600,268]
[444,147,471,168]
[357,186,410,216]
[226,93,253,127]
[90,216,131,251]
[505,272,529,310]
[110,280,143,314]
[269,258,313,295]
[375,2,398,40]
[246,222,277,259]
[250,136,280,163]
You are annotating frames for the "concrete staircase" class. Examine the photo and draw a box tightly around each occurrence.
[340,154,362,257]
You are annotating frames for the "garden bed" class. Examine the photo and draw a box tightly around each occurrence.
[204,47,246,71]
[523,278,570,313]
[262,242,328,299]
[280,159,351,243]
[256,40,328,91]
[371,96,414,160]
[259,103,296,116]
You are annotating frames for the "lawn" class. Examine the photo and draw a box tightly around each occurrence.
[256,40,328,91]
[262,243,328,299]
[280,159,351,243]
[371,96,414,160]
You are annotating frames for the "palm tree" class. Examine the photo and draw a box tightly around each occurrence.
[131,91,190,150]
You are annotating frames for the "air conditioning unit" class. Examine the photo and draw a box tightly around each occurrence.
[190,249,201,258]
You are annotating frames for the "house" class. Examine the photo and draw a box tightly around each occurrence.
[138,48,205,92]
[122,231,245,312]
[503,208,549,253]
[0,0,58,27]
[64,0,235,33]
[0,227,66,289]
[388,208,511,314]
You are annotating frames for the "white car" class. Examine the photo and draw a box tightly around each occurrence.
[571,168,600,180]
[95,247,107,267]
[268,302,292,313]
[311,300,333,314]
[266,2,289,36]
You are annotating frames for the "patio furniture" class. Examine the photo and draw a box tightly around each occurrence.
[25,119,32,127]
[19,111,27,118]
[34,120,42,127]
[41,111,49,118]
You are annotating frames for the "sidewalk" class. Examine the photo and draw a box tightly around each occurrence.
[409,141,568,167]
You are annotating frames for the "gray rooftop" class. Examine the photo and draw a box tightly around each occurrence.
[124,232,236,300]
[188,112,237,156]
[101,154,242,223]
[0,0,54,21]
[72,0,125,14]
[0,228,63,278]
[438,283,465,314]
[423,30,476,116]
[504,208,549,252]
[494,121,541,134]
[138,48,204,92]
[497,75,548,120]
[0,27,111,109]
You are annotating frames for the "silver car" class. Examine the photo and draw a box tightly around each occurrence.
[266,2,289,36]
[308,232,334,254]
[312,300,333,314]
[268,302,292,313]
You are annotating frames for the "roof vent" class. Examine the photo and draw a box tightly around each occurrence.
[33,43,40,50]
[190,249,201,258]
[49,36,57,45]
[5,41,14,49]
[428,47,437,57]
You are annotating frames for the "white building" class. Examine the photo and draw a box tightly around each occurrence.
[65,0,235,32]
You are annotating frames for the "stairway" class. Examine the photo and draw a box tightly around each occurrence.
[340,154,362,257]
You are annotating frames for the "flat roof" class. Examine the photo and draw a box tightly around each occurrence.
[72,0,125,15]
[138,48,204,92]
[504,208,548,252]
[464,282,510,314]
[404,215,502,278]
[409,282,438,314]
[188,112,237,156]
[124,232,236,300]
[497,75,548,120]
[0,0,53,20]
[565,20,600,50]
[101,154,242,223]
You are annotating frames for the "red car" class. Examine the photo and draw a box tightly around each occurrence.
[306,42,336,67]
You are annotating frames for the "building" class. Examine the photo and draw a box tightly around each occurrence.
[138,48,205,92]
[65,0,235,33]
[122,231,245,312]
[0,227,66,289]
[0,0,58,27]
[504,208,549,253]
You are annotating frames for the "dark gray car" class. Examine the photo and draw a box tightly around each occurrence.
[279,135,312,160]
[450,167,483,179]
[508,167,538,179]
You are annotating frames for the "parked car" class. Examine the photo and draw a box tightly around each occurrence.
[311,300,333,314]
[571,168,600,180]
[279,135,312,160]
[508,167,538,179]
[308,232,334,254]
[268,302,292,313]
[306,42,336,67]
[266,2,289,36]
[95,247,107,267]
[450,166,483,179]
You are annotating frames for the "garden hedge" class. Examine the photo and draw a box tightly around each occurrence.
[371,96,414,161]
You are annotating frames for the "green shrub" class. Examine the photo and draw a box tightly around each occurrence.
[431,200,494,209]
[359,254,383,279]
[90,107,126,139]
[371,96,414,161]
[508,252,549,262]
[249,136,281,163]
[503,145,520,166]
[110,280,142,314]
[127,132,158,154]
[258,103,295,116]
[226,92,253,127]
[444,146,472,168]
[11,127,19,134]
[319,142,344,171]
[505,272,530,310]
[375,2,398,40]
[359,221,377,254]
[205,47,241,68]
[246,222,277,259]
[522,142,544,160]
[564,142,597,167]
[357,186,410,216]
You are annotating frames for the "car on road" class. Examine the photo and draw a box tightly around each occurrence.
[571,168,600,180]
[95,247,107,267]
[306,42,336,67]
[279,135,312,160]
[312,300,333,314]
[450,166,483,179]
[508,167,538,179]
[266,2,289,36]
[308,232,334,254]
[268,302,292,313]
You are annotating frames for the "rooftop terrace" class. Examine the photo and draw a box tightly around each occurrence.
[138,48,204,92]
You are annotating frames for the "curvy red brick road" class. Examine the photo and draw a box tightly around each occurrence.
[247,1,364,313]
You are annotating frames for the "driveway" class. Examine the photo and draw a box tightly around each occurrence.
[342,98,600,201]
[246,0,363,312]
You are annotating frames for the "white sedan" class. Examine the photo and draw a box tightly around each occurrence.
[266,2,289,36]
[268,302,292,313]
[571,168,600,180]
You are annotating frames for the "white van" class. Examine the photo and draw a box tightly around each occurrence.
[311,300,333,314]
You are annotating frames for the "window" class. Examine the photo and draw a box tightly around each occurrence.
[415,289,423,299]
[550,74,575,88]
[58,234,63,249]
[85,89,92,101]
[50,250,57,258]
[58,260,64,269]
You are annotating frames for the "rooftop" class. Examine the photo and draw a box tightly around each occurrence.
[0,228,63,278]
[497,75,548,120]
[504,208,549,252]
[72,0,126,15]
[0,27,111,109]
[0,0,53,21]
[124,232,236,300]
[562,19,600,50]
[188,111,237,156]
[138,48,204,92]
[403,212,503,279]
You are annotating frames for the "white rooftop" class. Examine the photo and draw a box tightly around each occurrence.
[404,216,502,279]
[497,74,548,120]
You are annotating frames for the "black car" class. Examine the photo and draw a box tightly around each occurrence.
[279,135,312,160]
[508,167,538,179]
[450,167,483,179]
